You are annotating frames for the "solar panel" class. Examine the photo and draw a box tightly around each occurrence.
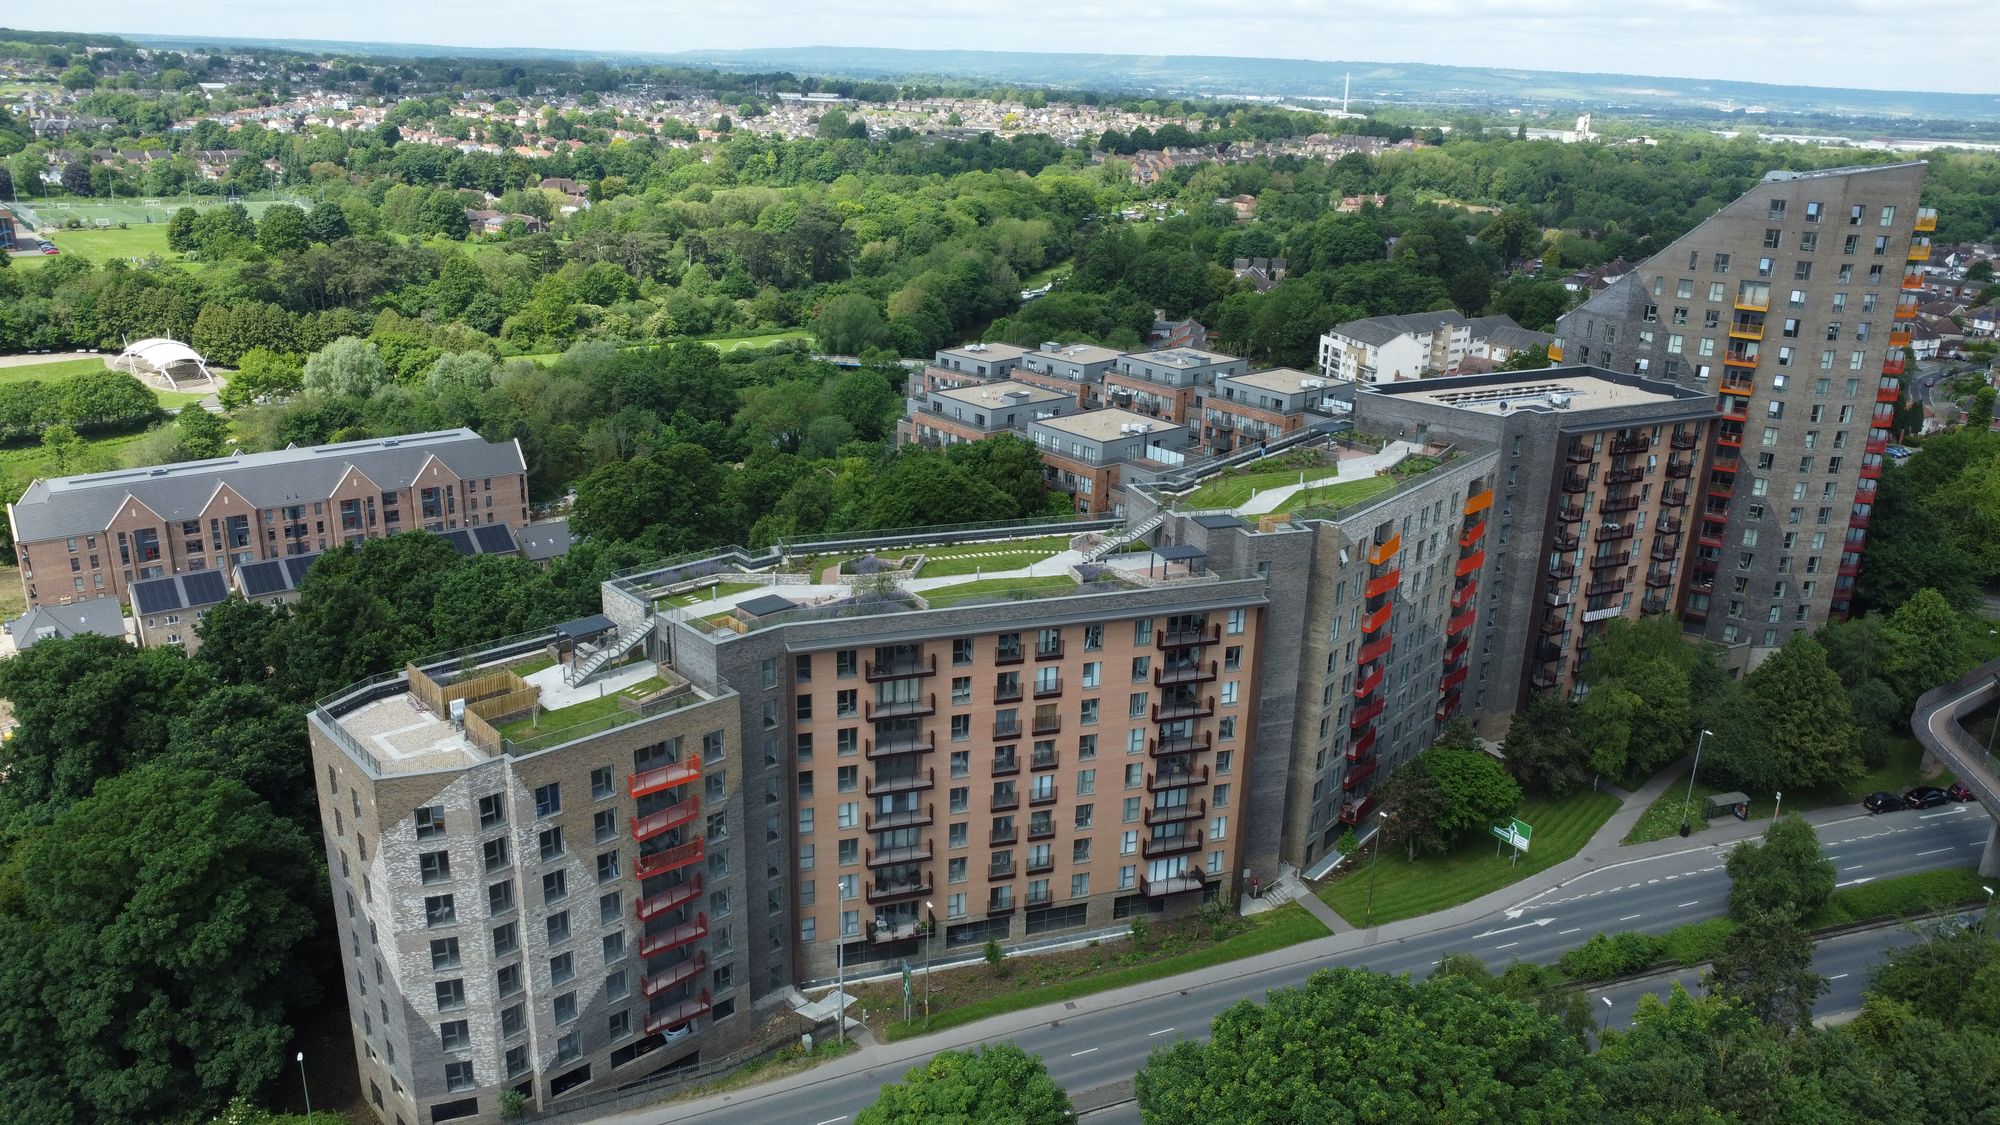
[237,559,287,598]
[283,553,321,588]
[130,575,183,616]
[473,524,517,554]
[182,569,229,608]
[439,528,477,556]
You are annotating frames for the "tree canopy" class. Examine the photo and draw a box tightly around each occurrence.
[858,1044,1074,1125]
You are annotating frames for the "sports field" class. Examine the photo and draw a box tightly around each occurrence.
[10,196,308,267]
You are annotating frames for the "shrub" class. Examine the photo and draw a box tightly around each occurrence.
[1558,930,1666,979]
[1662,918,1738,966]
[1130,917,1151,949]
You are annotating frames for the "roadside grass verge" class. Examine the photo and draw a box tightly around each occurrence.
[1320,792,1623,927]
[1624,736,1951,844]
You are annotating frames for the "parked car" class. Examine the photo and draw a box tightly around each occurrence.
[1948,781,1977,802]
[1904,785,1951,809]
[660,1021,692,1043]
[39,245,58,255]
[1863,791,1904,813]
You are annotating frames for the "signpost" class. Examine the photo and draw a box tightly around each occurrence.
[1490,818,1533,865]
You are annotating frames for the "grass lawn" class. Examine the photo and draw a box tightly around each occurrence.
[22,222,175,266]
[916,535,1073,560]
[495,675,668,743]
[710,329,812,352]
[0,430,153,493]
[661,580,761,608]
[871,902,1327,1042]
[1319,791,1624,927]
[924,574,1077,608]
[1623,736,1952,845]
[0,565,24,622]
[0,357,215,411]
[1284,474,1400,514]
[507,654,557,678]
[1182,463,1348,509]
[916,552,1055,578]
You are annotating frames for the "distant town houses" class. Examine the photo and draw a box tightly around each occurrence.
[1317,310,1554,384]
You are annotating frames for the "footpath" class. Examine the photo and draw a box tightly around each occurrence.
[640,766,1883,1122]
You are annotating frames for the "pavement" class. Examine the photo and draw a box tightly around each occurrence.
[601,770,1996,1125]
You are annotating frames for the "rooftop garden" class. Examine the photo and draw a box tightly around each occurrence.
[1180,448,1349,509]
[496,675,672,749]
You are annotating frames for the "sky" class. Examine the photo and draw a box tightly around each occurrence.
[31,2,1999,96]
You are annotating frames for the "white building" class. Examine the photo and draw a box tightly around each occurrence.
[1316,311,1552,384]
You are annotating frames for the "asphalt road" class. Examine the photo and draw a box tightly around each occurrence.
[648,805,1993,1125]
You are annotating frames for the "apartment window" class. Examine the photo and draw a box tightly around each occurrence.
[1122,830,1139,856]
[554,992,578,1025]
[590,767,614,802]
[542,869,568,904]
[593,809,617,845]
[496,963,523,998]
[435,979,466,1011]
[482,837,510,873]
[534,783,561,818]
[539,826,566,862]
[440,1020,470,1051]
[444,1061,476,1093]
[488,880,514,916]
[415,805,447,840]
[425,894,456,928]
[952,676,972,704]
[420,850,452,885]
[492,921,518,957]
[595,851,620,884]
[550,950,575,985]
[953,638,974,665]
[431,937,461,970]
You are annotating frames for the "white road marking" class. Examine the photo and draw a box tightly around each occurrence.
[1471,918,1555,939]
[1147,1027,1175,1037]
[1559,927,1582,936]
[1828,973,1849,980]
[815,1118,849,1125]
[1494,942,1520,950]
[1071,1047,1099,1057]
[1837,876,1876,888]
[1677,900,1699,908]
[1619,913,1642,921]
[1842,865,1865,871]
[1917,848,1952,856]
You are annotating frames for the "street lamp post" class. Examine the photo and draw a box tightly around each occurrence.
[923,900,935,1026]
[1984,886,1995,937]
[1679,729,1716,838]
[1364,809,1388,927]
[296,1052,312,1121]
[1600,996,1614,1037]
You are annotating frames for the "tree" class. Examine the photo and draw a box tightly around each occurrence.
[173,406,231,460]
[255,203,308,255]
[1499,695,1591,796]
[1714,632,1861,794]
[163,685,314,830]
[60,162,91,197]
[301,336,390,398]
[1424,745,1523,836]
[302,199,350,244]
[194,595,286,687]
[217,347,304,410]
[1479,208,1541,263]
[166,206,200,253]
[813,293,891,355]
[1706,906,1827,1029]
[0,762,321,1122]
[1135,967,1602,1123]
[858,1044,1073,1125]
[1725,814,1836,920]
[1881,588,1972,707]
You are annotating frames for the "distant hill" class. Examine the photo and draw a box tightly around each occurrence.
[122,34,2000,123]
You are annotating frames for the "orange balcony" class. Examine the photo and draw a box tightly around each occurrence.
[1902,271,1925,291]
[634,839,705,880]
[1546,343,1565,362]
[636,875,704,921]
[1894,299,1919,320]
[1723,351,1759,369]
[1358,634,1393,665]
[1908,238,1931,261]
[1889,328,1913,348]
[1455,550,1485,578]
[632,797,700,843]
[1459,521,1487,549]
[1365,568,1401,598]
[1463,490,1493,515]
[1914,207,1937,232]
[1368,533,1400,566]
[1451,580,1477,610]
[1362,602,1393,633]
[641,951,708,999]
[1728,320,1765,341]
[1353,665,1384,699]
[1446,608,1477,636]
[645,989,711,1036]
[629,755,703,798]
[639,913,708,959]
[1719,374,1755,396]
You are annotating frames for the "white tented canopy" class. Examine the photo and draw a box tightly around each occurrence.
[115,337,212,386]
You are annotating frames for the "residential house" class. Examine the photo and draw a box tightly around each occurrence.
[7,595,126,651]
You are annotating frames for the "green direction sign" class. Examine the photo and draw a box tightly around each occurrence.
[1490,818,1533,852]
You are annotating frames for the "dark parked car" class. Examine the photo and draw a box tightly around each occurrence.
[1904,786,1950,809]
[1863,791,1904,813]
[1948,781,1977,803]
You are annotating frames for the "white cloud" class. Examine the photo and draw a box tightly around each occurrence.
[39,2,1996,95]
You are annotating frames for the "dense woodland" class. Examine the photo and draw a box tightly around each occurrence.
[2,31,2000,1123]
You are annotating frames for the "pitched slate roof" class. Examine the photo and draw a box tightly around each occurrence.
[1330,309,1468,347]
[8,595,127,650]
[519,518,574,562]
[10,430,524,544]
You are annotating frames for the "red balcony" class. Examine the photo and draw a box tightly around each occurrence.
[1144,798,1206,827]
[1368,533,1401,566]
[629,755,703,798]
[1859,462,1882,480]
[635,839,706,880]
[1879,382,1901,403]
[645,990,712,1036]
[864,693,935,722]
[1446,608,1476,636]
[1343,758,1378,790]
[632,798,700,843]
[1440,664,1468,692]
[1358,635,1393,665]
[1850,511,1871,530]
[1362,602,1394,633]
[1455,550,1485,577]
[639,913,708,959]
[1365,568,1401,598]
[1338,796,1379,825]
[1882,357,1906,377]
[636,875,704,921]
[1459,522,1487,549]
[641,951,708,998]
[1444,637,1469,666]
[1716,427,1743,449]
[1866,435,1888,455]
[1451,580,1478,610]
[1157,623,1221,650]
[1839,561,1862,578]
[1353,665,1384,699]
[865,653,937,681]
[1351,698,1386,728]
[1348,728,1377,760]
